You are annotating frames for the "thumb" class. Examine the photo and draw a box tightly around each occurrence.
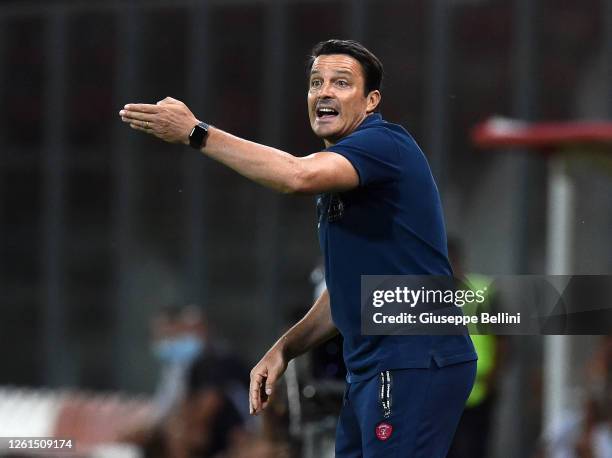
[264,368,281,396]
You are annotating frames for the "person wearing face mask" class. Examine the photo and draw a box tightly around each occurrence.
[150,304,207,422]
[153,306,251,458]
[122,304,250,457]
[117,305,206,453]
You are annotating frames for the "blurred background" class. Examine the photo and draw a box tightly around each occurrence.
[0,0,611,457]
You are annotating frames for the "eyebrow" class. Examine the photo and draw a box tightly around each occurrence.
[310,69,354,77]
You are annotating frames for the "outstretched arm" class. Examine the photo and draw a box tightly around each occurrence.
[119,97,358,194]
[249,288,337,416]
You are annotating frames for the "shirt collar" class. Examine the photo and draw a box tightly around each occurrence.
[326,113,383,147]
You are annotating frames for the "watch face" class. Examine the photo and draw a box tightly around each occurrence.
[189,124,207,148]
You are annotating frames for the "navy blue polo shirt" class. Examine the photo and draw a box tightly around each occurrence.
[317,113,477,383]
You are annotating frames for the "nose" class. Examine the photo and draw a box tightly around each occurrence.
[318,80,335,98]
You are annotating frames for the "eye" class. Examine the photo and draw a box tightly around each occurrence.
[310,79,322,89]
[336,80,349,88]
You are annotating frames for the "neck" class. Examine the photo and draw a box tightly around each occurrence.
[322,112,373,148]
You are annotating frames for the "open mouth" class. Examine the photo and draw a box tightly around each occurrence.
[316,107,339,119]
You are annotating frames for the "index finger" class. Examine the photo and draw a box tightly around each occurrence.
[123,103,160,114]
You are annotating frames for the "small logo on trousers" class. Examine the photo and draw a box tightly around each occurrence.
[375,422,393,441]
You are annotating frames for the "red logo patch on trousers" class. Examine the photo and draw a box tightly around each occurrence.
[375,422,393,441]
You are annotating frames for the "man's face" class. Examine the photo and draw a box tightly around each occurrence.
[308,54,379,146]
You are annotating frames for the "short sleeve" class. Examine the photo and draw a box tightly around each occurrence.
[325,126,402,186]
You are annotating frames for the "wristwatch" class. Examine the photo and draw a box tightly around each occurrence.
[188,121,209,149]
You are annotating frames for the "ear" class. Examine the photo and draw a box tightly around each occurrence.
[366,90,381,113]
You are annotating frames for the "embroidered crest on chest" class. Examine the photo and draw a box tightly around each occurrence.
[327,193,345,222]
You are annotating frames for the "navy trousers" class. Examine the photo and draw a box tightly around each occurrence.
[335,360,477,458]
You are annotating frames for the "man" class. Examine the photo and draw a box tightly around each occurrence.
[120,39,477,457]
[447,239,505,458]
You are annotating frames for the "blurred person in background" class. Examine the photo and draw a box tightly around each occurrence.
[309,262,346,382]
[150,304,207,422]
[158,348,252,458]
[538,335,612,458]
[119,39,477,457]
[120,304,206,447]
[121,304,252,457]
[446,237,508,458]
[571,335,611,458]
[147,305,253,457]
